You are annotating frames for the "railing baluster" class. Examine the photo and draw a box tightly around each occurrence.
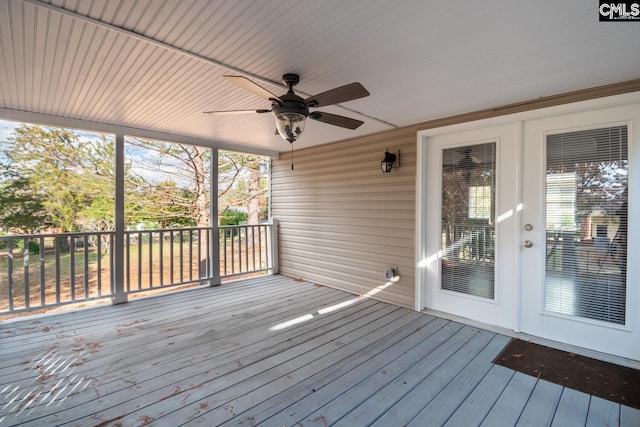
[206,227,211,278]
[179,230,184,283]
[55,237,61,304]
[39,236,46,305]
[83,234,89,298]
[222,228,227,276]
[197,228,202,279]
[231,228,236,275]
[159,231,164,287]
[237,227,241,274]
[137,231,142,290]
[70,236,76,301]
[188,230,193,282]
[23,237,30,309]
[125,232,130,293]
[110,232,116,295]
[169,230,174,285]
[148,231,153,288]
[258,225,263,269]
[251,226,256,271]
[244,226,248,273]
[82,233,89,299]
[97,235,103,297]
[266,222,272,271]
[7,238,14,311]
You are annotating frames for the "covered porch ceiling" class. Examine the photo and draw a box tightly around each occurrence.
[1,0,639,157]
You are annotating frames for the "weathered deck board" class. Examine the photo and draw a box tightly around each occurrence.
[401,335,510,427]
[0,275,637,427]
[444,364,515,426]
[621,405,640,426]
[516,379,563,426]
[586,396,622,427]
[341,329,497,426]
[226,316,449,427]
[1,284,351,393]
[551,388,590,427]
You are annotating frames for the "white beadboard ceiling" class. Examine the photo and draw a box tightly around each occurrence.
[0,0,639,156]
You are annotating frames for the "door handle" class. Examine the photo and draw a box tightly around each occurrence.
[523,240,533,248]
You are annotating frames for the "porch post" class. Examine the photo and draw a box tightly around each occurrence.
[270,218,279,274]
[209,147,221,286]
[112,133,127,304]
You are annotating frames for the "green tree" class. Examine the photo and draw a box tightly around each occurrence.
[0,125,102,231]
[0,174,49,233]
[125,139,211,228]
[219,209,248,226]
[218,151,269,225]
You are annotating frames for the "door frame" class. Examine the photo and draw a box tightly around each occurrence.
[517,105,639,360]
[420,123,521,329]
[416,91,640,336]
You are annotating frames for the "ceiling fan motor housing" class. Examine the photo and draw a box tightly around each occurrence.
[271,92,309,117]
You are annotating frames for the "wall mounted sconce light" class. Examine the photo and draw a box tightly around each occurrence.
[381,149,400,173]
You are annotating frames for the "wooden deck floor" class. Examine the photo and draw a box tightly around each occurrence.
[1,275,638,426]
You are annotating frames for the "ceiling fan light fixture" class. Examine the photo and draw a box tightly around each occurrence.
[275,111,307,143]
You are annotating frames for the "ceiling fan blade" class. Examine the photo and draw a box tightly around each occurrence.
[305,82,370,107]
[203,109,271,114]
[309,111,364,130]
[224,75,281,101]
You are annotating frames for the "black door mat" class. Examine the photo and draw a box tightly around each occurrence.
[493,338,640,409]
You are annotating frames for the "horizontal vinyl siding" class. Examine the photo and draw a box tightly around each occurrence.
[272,128,417,309]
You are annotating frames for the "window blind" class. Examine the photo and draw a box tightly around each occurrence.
[441,142,496,299]
[545,126,627,325]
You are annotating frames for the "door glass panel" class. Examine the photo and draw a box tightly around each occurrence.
[545,126,628,324]
[441,142,496,299]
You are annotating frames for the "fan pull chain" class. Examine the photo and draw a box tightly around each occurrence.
[291,144,294,170]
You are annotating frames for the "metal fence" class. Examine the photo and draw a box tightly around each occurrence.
[0,223,276,314]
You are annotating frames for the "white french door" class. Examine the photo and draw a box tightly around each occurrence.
[423,123,520,329]
[520,105,640,360]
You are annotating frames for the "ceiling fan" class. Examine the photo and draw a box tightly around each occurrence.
[204,73,370,144]
[456,148,479,170]
[443,148,480,171]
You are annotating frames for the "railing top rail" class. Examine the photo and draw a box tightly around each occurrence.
[218,223,270,230]
[124,226,212,234]
[0,224,274,241]
[0,230,117,240]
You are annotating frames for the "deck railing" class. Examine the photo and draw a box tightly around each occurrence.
[0,222,277,314]
[442,223,495,262]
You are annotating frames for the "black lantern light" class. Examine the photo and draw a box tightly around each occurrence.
[381,149,397,173]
